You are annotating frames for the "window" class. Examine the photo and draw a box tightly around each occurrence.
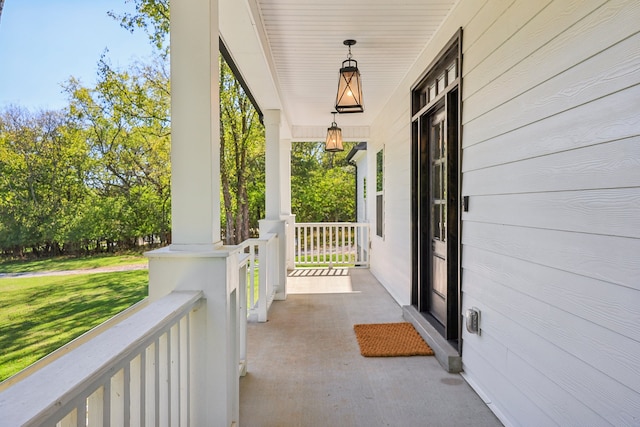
[376,149,384,237]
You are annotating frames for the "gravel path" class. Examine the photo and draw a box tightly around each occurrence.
[0,263,148,279]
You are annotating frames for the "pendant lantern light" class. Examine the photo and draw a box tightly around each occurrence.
[325,112,344,152]
[335,39,364,113]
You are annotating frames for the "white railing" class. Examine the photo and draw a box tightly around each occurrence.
[294,222,370,268]
[0,291,203,427]
[239,232,278,322]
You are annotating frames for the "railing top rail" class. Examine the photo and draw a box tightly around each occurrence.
[239,233,277,249]
[0,291,203,426]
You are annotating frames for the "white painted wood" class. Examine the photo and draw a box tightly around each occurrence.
[111,369,125,427]
[169,0,221,248]
[464,0,639,124]
[170,324,180,427]
[463,136,640,195]
[293,223,370,268]
[463,265,640,394]
[462,344,557,426]
[464,30,640,145]
[462,294,620,425]
[57,408,77,427]
[179,316,190,425]
[144,344,155,427]
[462,0,553,75]
[463,221,640,290]
[129,355,142,427]
[245,0,458,128]
[463,278,640,424]
[87,387,104,427]
[0,291,202,427]
[463,87,640,171]
[462,188,640,238]
[265,110,283,219]
[463,0,607,99]
[463,243,640,348]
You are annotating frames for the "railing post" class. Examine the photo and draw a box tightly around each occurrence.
[258,239,268,322]
[146,246,240,427]
[259,219,287,300]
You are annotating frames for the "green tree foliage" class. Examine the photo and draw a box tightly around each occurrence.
[65,55,172,249]
[0,107,90,256]
[108,0,170,55]
[220,58,265,244]
[291,142,356,222]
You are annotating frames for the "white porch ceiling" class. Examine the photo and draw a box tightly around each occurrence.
[221,0,457,138]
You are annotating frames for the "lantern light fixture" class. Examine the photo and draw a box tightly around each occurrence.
[325,112,344,152]
[335,39,364,114]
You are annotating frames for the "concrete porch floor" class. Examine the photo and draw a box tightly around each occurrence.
[239,268,502,427]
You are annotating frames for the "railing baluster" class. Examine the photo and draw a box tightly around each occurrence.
[103,374,112,426]
[293,222,370,268]
[130,355,142,427]
[124,365,131,427]
[87,386,104,427]
[76,401,86,427]
[111,369,125,427]
[181,315,191,427]
[170,324,180,427]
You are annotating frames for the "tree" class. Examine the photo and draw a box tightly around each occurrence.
[219,57,265,244]
[291,142,356,223]
[108,0,169,55]
[65,55,171,248]
[0,106,90,256]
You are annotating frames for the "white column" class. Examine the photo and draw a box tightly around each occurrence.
[281,139,296,270]
[264,110,282,219]
[147,1,239,426]
[170,0,221,250]
[261,110,289,297]
[281,139,292,215]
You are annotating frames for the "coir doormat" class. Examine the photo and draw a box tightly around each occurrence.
[353,322,434,357]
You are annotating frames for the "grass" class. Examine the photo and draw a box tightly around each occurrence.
[0,253,147,274]
[0,269,148,382]
[294,253,358,268]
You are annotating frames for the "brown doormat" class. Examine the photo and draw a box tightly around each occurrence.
[353,322,434,357]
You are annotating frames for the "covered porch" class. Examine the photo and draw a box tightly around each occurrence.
[240,268,500,426]
[1,0,638,425]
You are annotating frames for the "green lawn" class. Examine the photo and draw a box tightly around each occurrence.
[0,269,148,382]
[0,253,147,274]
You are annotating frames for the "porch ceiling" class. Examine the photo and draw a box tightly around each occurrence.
[220,0,457,139]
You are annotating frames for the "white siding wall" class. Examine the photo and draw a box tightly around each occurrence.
[369,0,640,424]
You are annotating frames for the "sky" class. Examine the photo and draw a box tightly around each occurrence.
[0,0,156,111]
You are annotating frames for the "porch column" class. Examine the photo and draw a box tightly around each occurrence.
[170,0,221,250]
[260,110,288,299]
[146,0,239,426]
[281,139,296,271]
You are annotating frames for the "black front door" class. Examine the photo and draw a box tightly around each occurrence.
[414,90,459,341]
[428,107,448,325]
[411,30,461,345]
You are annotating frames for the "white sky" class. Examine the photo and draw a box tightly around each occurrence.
[0,0,155,111]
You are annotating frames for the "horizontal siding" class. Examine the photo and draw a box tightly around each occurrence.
[463,135,640,194]
[464,290,640,426]
[463,221,640,290]
[463,249,640,392]
[462,188,640,239]
[369,97,412,305]
[368,0,639,424]
[464,28,640,147]
[458,0,640,425]
[462,0,607,100]
[461,342,558,427]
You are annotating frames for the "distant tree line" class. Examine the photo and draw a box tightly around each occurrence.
[0,0,355,258]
